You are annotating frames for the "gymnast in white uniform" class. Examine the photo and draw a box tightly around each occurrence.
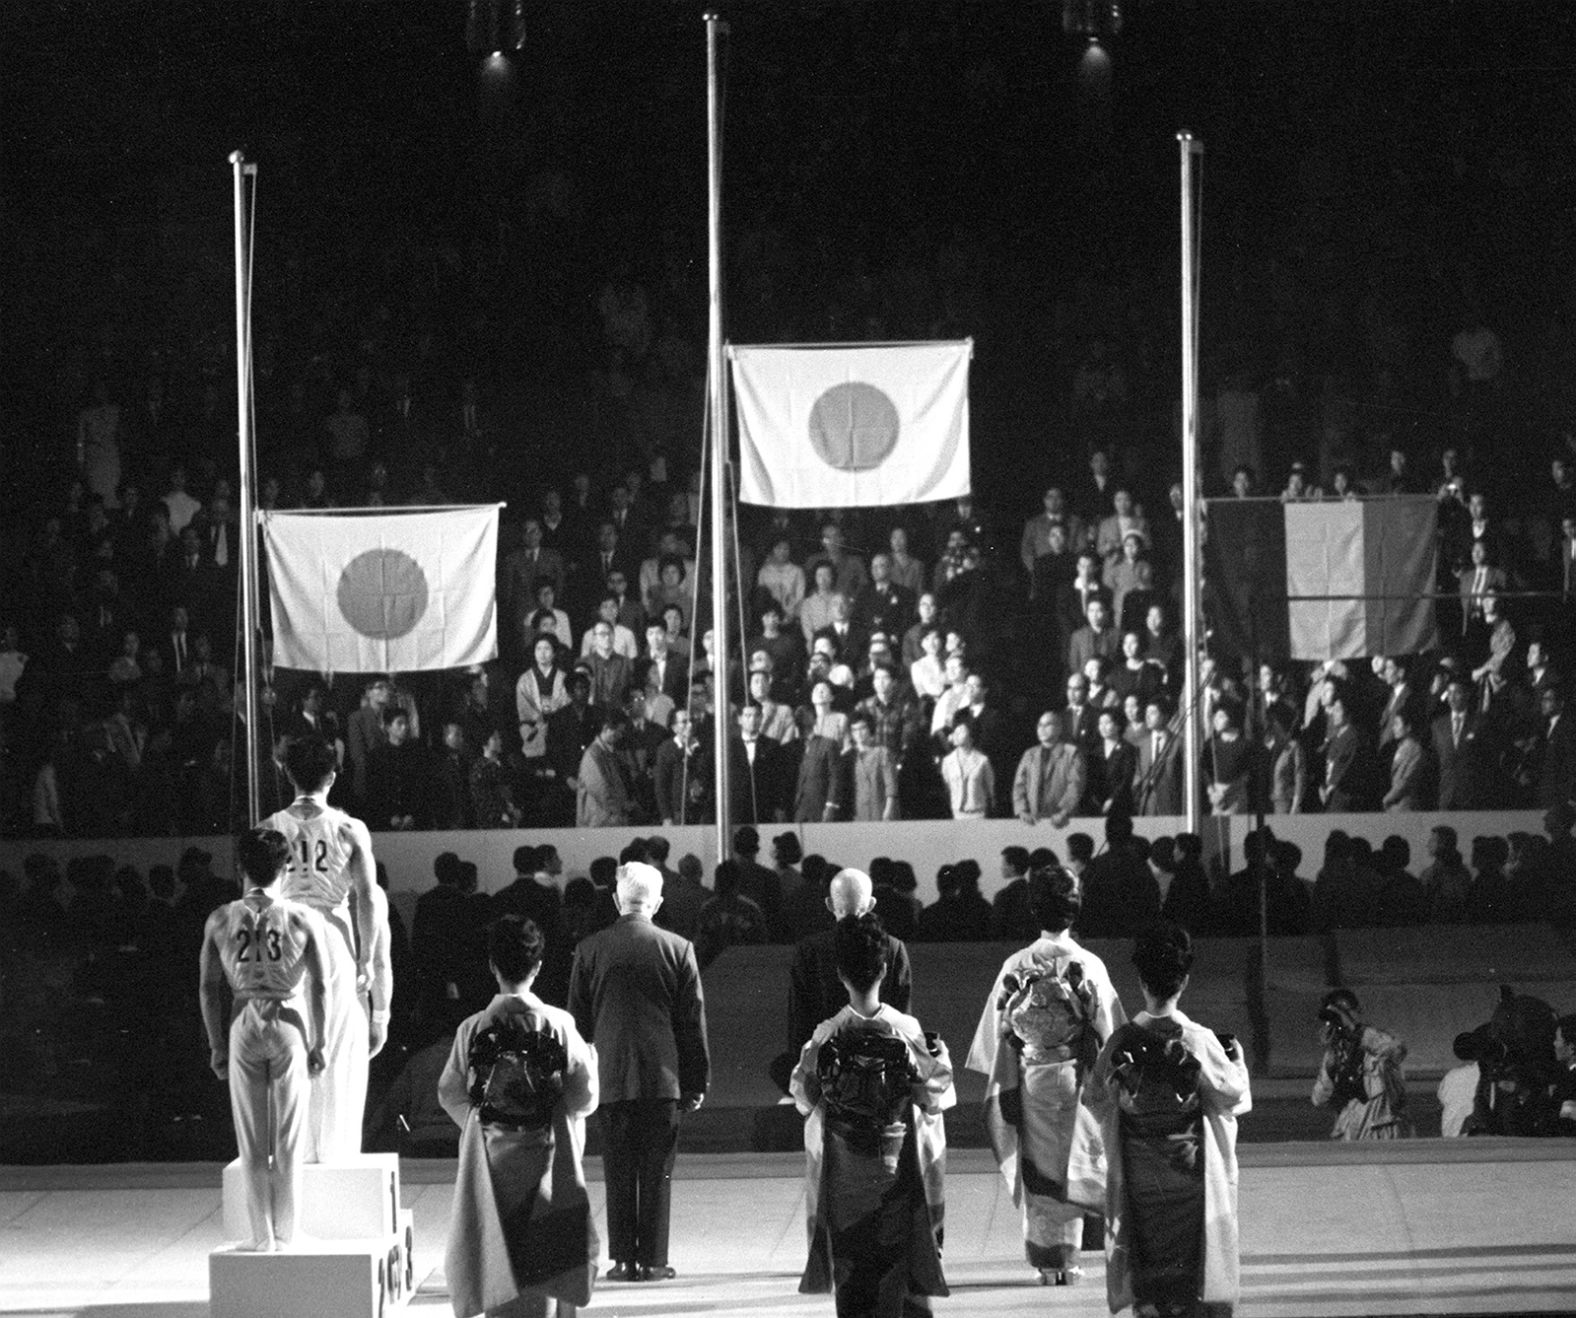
[199,827,328,1250]
[260,734,387,1161]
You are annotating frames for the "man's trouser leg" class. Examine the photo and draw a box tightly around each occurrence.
[633,1099,680,1268]
[601,1101,640,1265]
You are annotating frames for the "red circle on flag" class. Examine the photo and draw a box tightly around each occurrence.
[808,383,900,471]
[338,549,429,639]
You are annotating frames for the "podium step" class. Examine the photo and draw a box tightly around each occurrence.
[222,1153,400,1241]
[210,1209,414,1317]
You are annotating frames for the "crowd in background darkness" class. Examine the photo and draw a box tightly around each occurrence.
[10,7,1576,841]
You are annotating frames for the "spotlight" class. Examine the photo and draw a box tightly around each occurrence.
[466,0,526,57]
[1062,0,1122,41]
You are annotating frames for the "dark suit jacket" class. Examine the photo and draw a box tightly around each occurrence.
[729,735,789,823]
[492,875,563,946]
[1088,740,1138,816]
[1136,728,1184,815]
[813,622,870,665]
[1540,713,1576,809]
[793,734,848,821]
[637,652,690,705]
[654,737,709,824]
[1431,711,1482,810]
[787,927,912,1054]
[568,914,709,1102]
[1323,724,1364,812]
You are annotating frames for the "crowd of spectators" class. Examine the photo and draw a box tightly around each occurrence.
[6,806,1575,1161]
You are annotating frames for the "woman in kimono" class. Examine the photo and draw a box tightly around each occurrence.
[967,864,1126,1286]
[439,915,599,1318]
[1084,921,1251,1318]
[790,913,955,1317]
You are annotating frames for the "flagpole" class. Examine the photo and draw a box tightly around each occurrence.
[705,12,731,865]
[1179,132,1203,835]
[231,150,262,824]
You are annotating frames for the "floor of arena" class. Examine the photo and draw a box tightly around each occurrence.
[2,1141,1572,1318]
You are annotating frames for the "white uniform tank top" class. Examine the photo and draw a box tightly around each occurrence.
[264,798,356,914]
[218,895,312,999]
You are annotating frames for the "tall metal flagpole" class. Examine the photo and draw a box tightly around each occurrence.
[705,13,731,865]
[1179,133,1203,834]
[231,151,262,823]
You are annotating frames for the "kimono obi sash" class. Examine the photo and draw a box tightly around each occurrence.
[817,1029,915,1130]
[1001,956,1097,1066]
[467,1017,569,1132]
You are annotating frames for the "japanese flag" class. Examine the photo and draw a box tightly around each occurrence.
[731,341,972,508]
[264,507,499,672]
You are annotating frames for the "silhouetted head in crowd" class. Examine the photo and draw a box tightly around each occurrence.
[773,832,802,867]
[1066,833,1095,870]
[1001,846,1030,879]
[513,844,539,875]
[434,851,462,888]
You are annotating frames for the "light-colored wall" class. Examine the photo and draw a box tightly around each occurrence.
[2,810,1545,916]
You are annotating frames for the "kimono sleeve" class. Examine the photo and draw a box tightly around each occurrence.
[436,1018,477,1130]
[790,1023,831,1117]
[560,1018,600,1120]
[911,1031,957,1115]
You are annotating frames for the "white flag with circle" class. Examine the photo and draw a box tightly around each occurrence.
[730,341,972,508]
[264,507,499,672]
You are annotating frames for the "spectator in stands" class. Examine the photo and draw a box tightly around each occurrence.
[886,526,925,598]
[366,704,433,830]
[517,633,570,762]
[756,536,806,623]
[1013,710,1085,828]
[1382,707,1432,811]
[470,726,523,828]
[1320,691,1368,812]
[1538,684,1576,810]
[1374,836,1428,926]
[1205,703,1253,816]
[1261,703,1307,815]
[799,564,840,648]
[1089,708,1137,817]
[1465,834,1513,923]
[1066,587,1119,680]
[576,708,633,828]
[1432,672,1483,810]
[1313,989,1411,1139]
[941,712,994,821]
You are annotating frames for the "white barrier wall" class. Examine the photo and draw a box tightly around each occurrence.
[1,811,1546,918]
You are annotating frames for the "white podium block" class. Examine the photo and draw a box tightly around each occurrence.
[223,1154,401,1241]
[210,1239,393,1318]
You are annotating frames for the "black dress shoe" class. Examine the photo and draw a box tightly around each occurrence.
[606,1262,636,1281]
[639,1264,677,1282]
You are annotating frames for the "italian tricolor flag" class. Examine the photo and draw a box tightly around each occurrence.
[1205,497,1438,661]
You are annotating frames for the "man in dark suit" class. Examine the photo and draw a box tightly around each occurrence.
[501,516,567,635]
[491,843,563,948]
[1538,684,1576,810]
[1078,813,1161,937]
[569,863,708,1283]
[1135,696,1185,815]
[812,592,870,667]
[728,703,789,824]
[638,624,690,708]
[773,867,913,1092]
[1320,693,1366,813]
[1432,673,1482,810]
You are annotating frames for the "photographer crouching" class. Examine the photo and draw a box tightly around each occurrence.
[1312,989,1413,1140]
